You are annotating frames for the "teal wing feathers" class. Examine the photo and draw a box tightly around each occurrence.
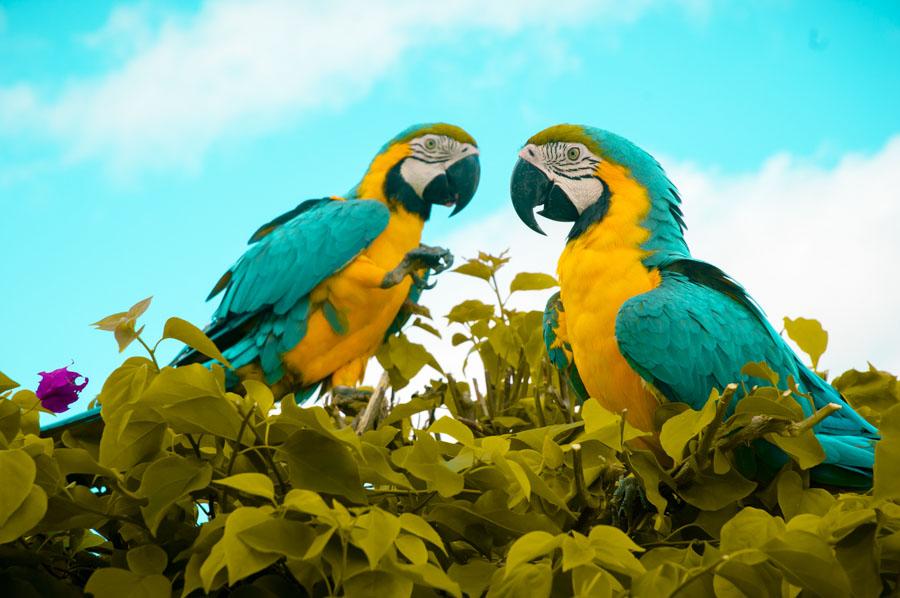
[615,257,878,487]
[543,292,588,403]
[176,199,390,384]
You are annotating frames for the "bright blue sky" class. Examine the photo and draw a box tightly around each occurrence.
[2,0,899,416]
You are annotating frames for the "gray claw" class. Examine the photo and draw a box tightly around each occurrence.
[611,474,650,531]
[381,244,454,289]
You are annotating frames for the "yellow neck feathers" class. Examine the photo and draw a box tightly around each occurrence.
[355,143,412,203]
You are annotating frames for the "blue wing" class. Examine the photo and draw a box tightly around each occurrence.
[615,258,878,487]
[176,198,390,384]
[543,292,588,403]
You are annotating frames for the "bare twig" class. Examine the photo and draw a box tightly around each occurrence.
[355,371,391,434]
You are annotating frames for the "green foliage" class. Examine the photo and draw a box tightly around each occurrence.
[1,253,898,596]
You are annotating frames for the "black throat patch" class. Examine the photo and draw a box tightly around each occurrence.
[567,185,612,240]
[384,161,431,220]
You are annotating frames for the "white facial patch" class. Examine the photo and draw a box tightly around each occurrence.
[519,142,605,214]
[401,135,478,198]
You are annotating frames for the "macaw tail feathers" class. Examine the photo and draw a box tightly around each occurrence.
[811,433,876,489]
[740,430,875,490]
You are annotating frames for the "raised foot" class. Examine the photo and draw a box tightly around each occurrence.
[611,474,651,532]
[331,385,373,416]
[381,244,454,289]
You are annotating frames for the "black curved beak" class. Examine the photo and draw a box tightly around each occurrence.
[510,158,550,234]
[510,158,581,235]
[422,153,480,216]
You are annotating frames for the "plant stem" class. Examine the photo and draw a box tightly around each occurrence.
[136,335,160,371]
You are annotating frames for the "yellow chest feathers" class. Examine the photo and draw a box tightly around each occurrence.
[283,205,424,385]
[556,161,661,431]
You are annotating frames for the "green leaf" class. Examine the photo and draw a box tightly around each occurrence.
[741,361,780,386]
[509,272,558,293]
[504,531,561,572]
[783,316,828,370]
[561,534,595,571]
[448,560,498,598]
[163,316,232,368]
[833,364,900,426]
[283,489,332,519]
[391,434,464,497]
[875,403,900,500]
[360,442,413,489]
[96,356,155,414]
[428,416,475,448]
[0,399,20,444]
[138,454,213,535]
[84,568,171,598]
[398,513,445,553]
[767,429,826,470]
[446,299,495,324]
[579,400,647,451]
[679,468,757,511]
[412,318,442,338]
[213,473,275,502]
[453,260,493,281]
[487,563,552,598]
[127,545,168,576]
[764,530,850,596]
[351,508,401,568]
[0,371,19,393]
[239,518,317,559]
[587,526,646,577]
[450,332,469,346]
[242,379,275,416]
[0,449,36,527]
[342,571,413,598]
[200,506,279,589]
[775,470,834,520]
[140,364,242,440]
[395,534,428,565]
[0,485,46,544]
[659,394,717,463]
[720,507,785,553]
[279,430,365,503]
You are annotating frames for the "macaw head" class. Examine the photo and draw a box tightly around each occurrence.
[510,124,688,262]
[355,123,480,219]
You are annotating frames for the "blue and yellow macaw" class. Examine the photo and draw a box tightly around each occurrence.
[175,123,479,397]
[44,123,479,433]
[510,124,877,488]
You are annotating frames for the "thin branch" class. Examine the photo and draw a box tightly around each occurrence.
[355,371,391,434]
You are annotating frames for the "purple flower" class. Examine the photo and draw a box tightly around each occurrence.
[36,367,88,414]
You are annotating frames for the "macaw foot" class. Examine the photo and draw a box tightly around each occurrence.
[381,245,454,289]
[331,385,373,416]
[610,474,651,532]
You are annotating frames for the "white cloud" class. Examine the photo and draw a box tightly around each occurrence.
[0,0,685,174]
[383,135,900,395]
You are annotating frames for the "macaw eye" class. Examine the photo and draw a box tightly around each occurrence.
[424,138,437,150]
[566,147,581,161]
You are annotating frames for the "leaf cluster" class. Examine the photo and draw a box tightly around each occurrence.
[1,254,899,596]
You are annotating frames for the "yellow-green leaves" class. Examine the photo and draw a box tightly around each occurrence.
[213,473,275,502]
[92,296,153,353]
[0,370,18,393]
[783,316,828,370]
[139,454,212,535]
[509,272,558,293]
[6,264,900,597]
[874,404,900,500]
[0,449,47,544]
[162,316,232,368]
[660,394,717,463]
